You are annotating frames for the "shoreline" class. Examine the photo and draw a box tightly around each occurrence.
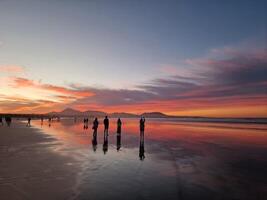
[0,121,79,200]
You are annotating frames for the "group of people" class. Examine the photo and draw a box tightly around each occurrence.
[83,118,89,129]
[0,116,12,127]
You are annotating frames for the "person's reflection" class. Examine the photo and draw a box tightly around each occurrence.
[139,117,145,160]
[117,135,121,151]
[92,134,97,152]
[139,135,145,160]
[103,134,108,154]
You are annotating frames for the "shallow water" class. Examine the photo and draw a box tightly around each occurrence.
[32,118,267,200]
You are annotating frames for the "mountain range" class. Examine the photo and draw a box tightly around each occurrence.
[47,108,170,118]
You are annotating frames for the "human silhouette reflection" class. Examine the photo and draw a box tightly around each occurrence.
[139,117,145,160]
[92,134,97,152]
[103,134,108,154]
[139,134,145,160]
[117,135,121,151]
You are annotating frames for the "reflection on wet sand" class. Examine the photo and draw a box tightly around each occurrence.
[31,118,267,200]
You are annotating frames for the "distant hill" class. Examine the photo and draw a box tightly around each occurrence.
[141,112,170,118]
[110,112,139,118]
[82,110,107,117]
[47,108,175,118]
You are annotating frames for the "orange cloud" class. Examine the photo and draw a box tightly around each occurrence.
[11,77,94,98]
[0,65,24,73]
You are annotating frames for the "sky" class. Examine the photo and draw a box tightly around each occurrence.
[0,0,266,117]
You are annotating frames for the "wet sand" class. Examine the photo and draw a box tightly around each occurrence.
[0,119,267,200]
[0,121,79,200]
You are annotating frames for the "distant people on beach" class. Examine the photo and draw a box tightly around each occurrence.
[27,117,31,127]
[103,116,109,136]
[92,118,99,137]
[117,118,122,136]
[74,117,77,123]
[5,116,12,127]
[48,117,51,127]
[0,117,3,126]
[83,118,89,129]
[41,117,44,126]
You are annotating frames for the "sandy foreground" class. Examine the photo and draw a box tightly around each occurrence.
[0,121,79,200]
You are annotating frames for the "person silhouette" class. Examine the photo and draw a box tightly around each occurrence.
[0,117,3,126]
[103,116,109,136]
[41,117,44,126]
[5,116,12,127]
[48,117,51,127]
[27,117,31,127]
[140,117,145,137]
[92,134,97,152]
[117,118,122,136]
[92,118,99,137]
[103,133,108,154]
[139,135,145,160]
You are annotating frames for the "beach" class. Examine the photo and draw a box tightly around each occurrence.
[0,118,267,200]
[0,120,79,200]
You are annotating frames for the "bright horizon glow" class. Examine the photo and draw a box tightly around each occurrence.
[0,1,266,117]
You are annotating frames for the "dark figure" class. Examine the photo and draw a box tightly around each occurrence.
[0,117,3,126]
[92,118,99,137]
[27,117,31,127]
[103,133,108,154]
[116,135,121,151]
[74,117,77,123]
[83,118,87,129]
[41,117,44,126]
[117,118,122,136]
[5,116,12,127]
[48,117,52,127]
[140,117,145,136]
[92,134,97,152]
[103,116,109,136]
[139,134,145,160]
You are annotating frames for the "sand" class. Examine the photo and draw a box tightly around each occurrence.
[0,120,78,200]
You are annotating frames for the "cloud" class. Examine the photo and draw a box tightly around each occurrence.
[11,77,94,99]
[1,47,266,116]
[0,65,24,73]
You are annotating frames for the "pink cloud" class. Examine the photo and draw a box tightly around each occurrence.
[0,65,24,73]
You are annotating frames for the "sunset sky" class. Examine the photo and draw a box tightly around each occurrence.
[0,0,266,117]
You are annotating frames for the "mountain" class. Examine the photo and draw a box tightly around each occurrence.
[47,109,172,118]
[141,112,169,118]
[82,110,107,117]
[110,112,139,118]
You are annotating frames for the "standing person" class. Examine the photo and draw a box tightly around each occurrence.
[92,118,99,137]
[117,118,122,136]
[103,116,109,136]
[5,116,12,127]
[0,117,3,126]
[41,117,44,126]
[27,117,31,127]
[140,117,145,131]
[48,117,51,127]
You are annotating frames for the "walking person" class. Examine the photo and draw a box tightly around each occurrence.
[103,116,109,136]
[27,117,31,127]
